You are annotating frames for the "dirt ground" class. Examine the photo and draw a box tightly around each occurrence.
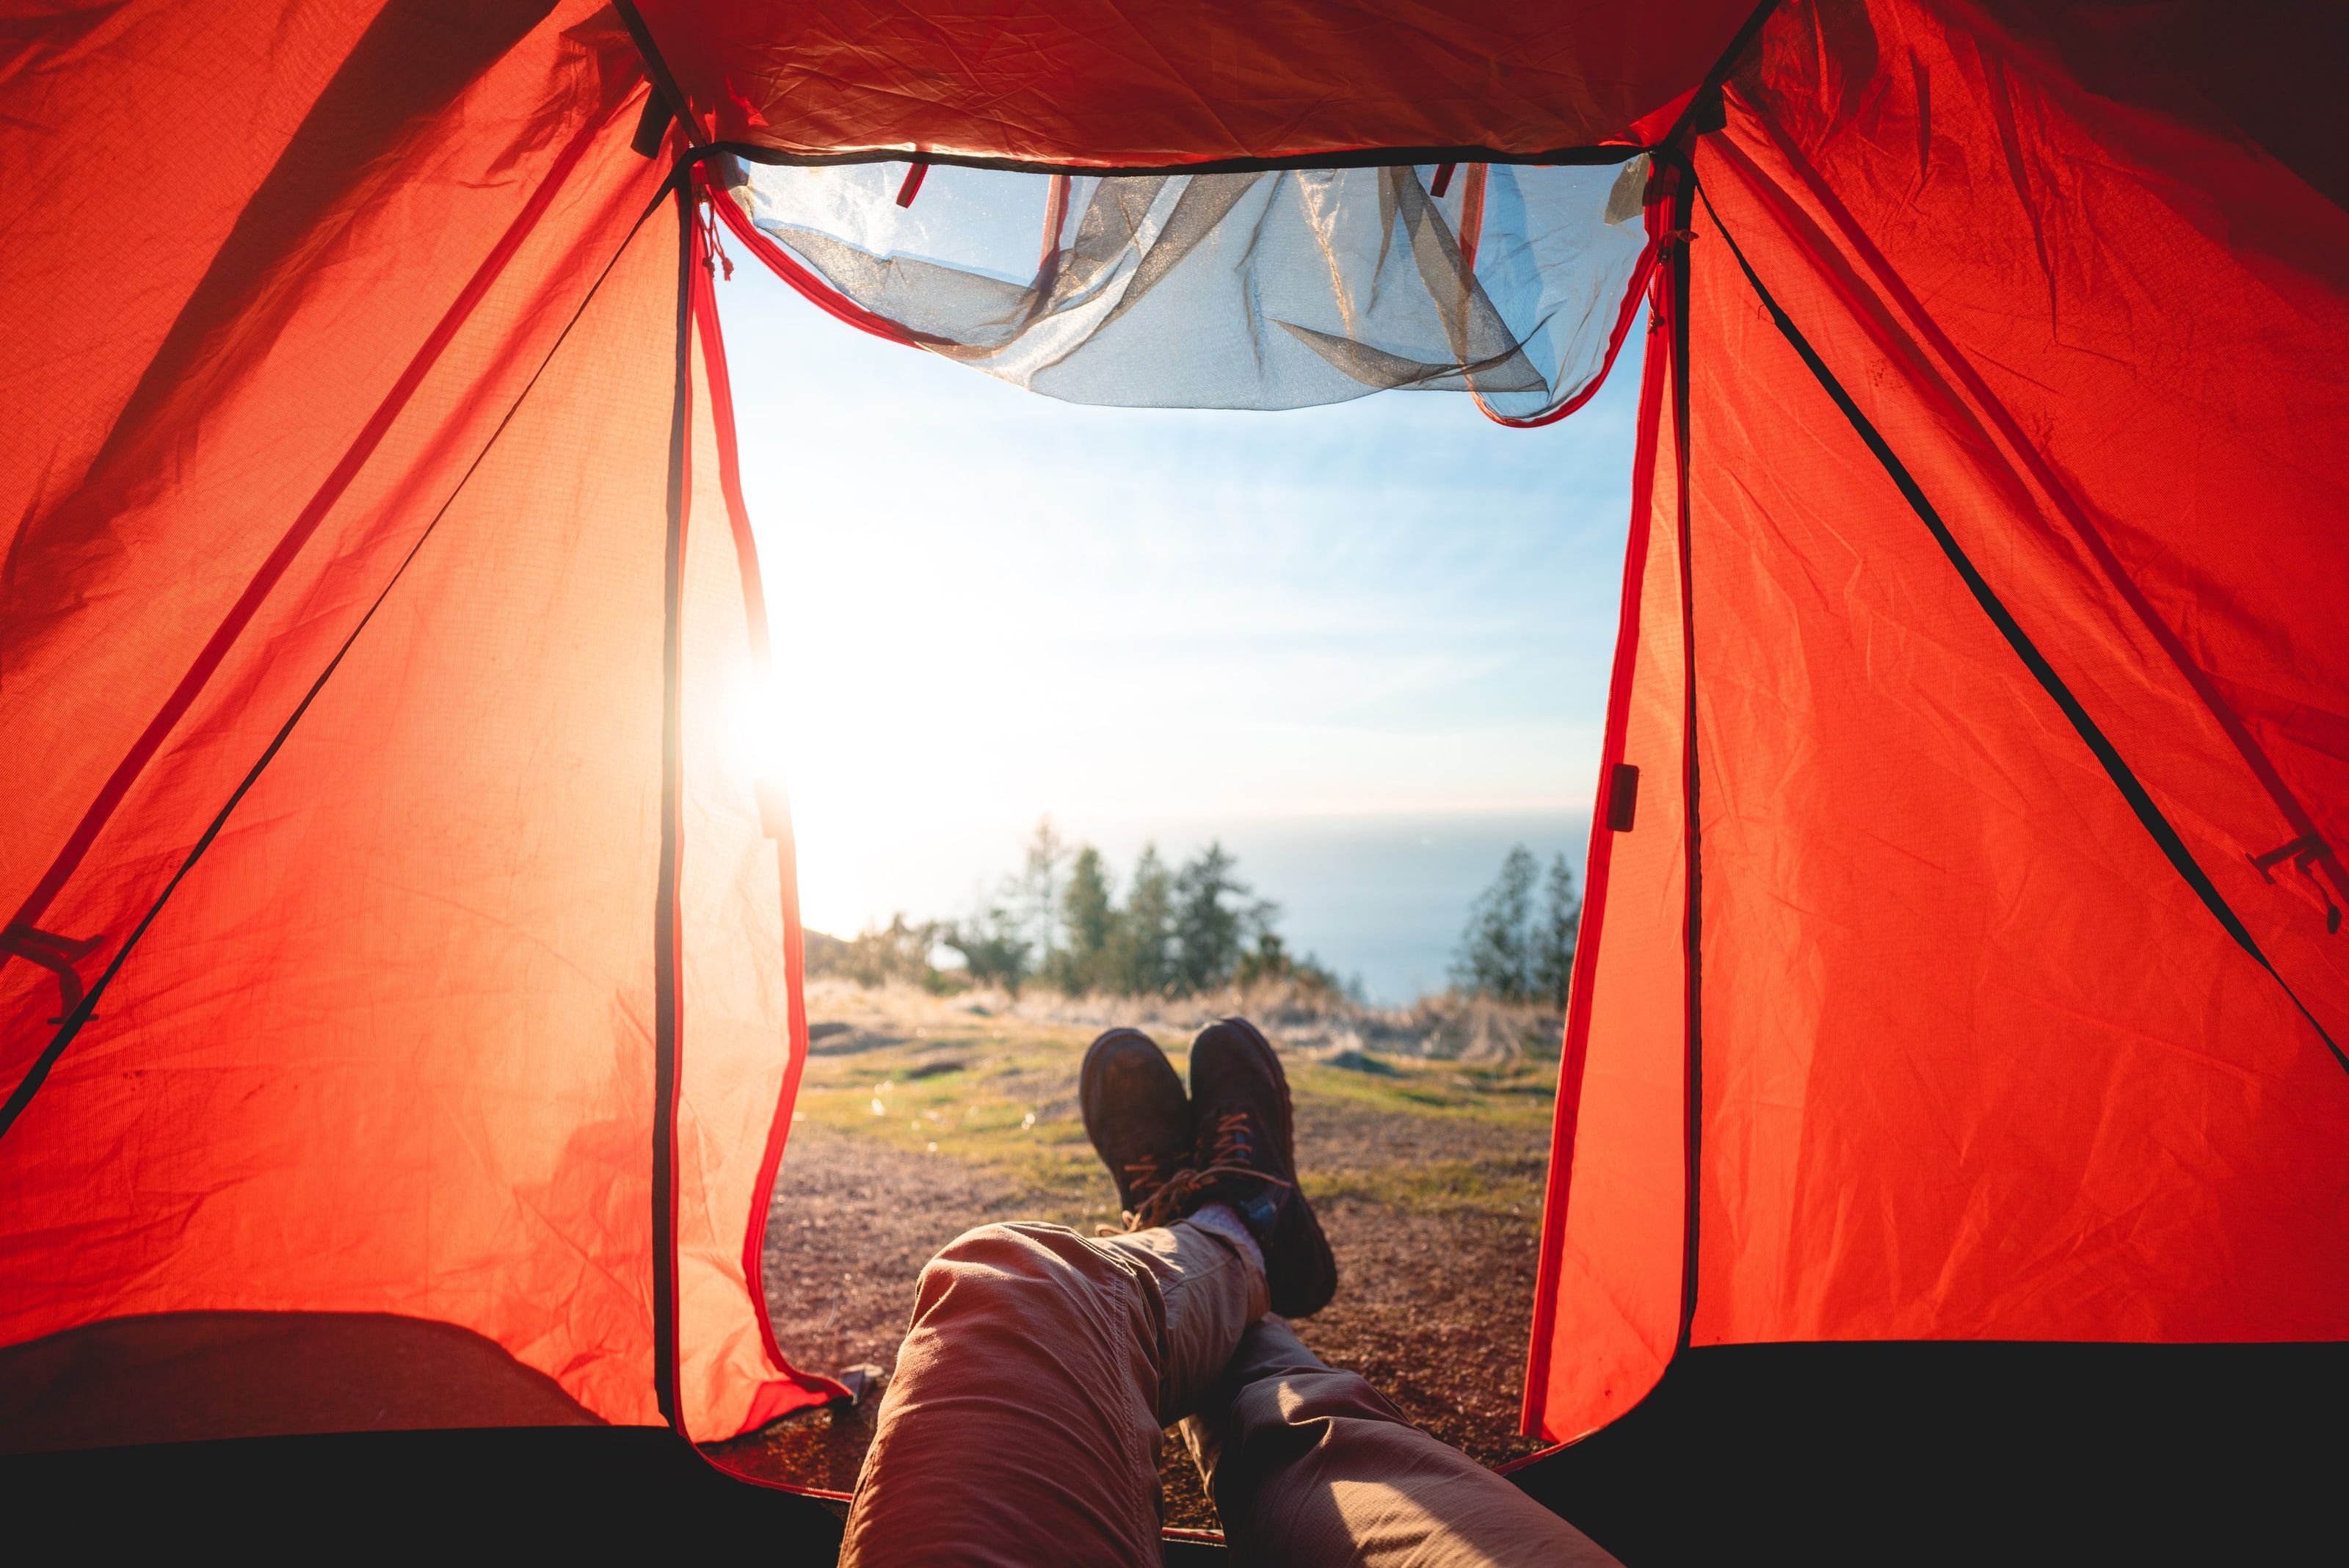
[709,984,1554,1532]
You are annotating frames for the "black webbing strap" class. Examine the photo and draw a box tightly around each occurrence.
[614,0,702,152]
[1696,181,2348,1076]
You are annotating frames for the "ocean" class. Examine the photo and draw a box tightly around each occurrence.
[1158,812,1591,1003]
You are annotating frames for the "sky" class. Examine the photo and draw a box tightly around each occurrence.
[712,250,1647,943]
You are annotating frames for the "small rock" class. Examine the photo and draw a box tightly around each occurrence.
[832,1363,888,1407]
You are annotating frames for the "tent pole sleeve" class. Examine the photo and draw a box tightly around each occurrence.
[1670,172,1705,1350]
[1694,181,2348,1078]
[653,180,691,1428]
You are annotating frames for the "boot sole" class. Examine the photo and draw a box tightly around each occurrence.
[1213,1017,1338,1318]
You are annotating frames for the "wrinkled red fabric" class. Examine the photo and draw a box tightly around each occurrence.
[1528,0,2349,1442]
[1,1,831,1443]
[631,0,1757,165]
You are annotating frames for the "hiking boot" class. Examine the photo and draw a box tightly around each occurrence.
[1079,1028,1194,1228]
[1158,1016,1337,1318]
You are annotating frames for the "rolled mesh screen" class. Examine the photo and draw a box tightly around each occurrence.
[716,156,1656,421]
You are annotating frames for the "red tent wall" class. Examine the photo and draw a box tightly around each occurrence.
[1528,0,2349,1442]
[1,3,831,1442]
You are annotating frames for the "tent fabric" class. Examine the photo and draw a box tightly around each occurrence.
[1525,0,2349,1443]
[1,2,832,1442]
[630,0,1760,167]
[4,0,2344,1480]
[714,155,1660,417]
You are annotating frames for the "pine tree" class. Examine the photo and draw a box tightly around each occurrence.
[1531,853,1580,1009]
[1014,816,1069,965]
[1053,845,1116,992]
[1452,845,1539,1001]
[1105,843,1177,995]
[1172,841,1250,991]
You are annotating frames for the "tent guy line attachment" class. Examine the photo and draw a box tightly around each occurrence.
[0,926,101,1025]
[2248,835,2342,934]
[1696,181,2348,1078]
[0,193,675,1146]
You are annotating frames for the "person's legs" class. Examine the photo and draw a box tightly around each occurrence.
[848,1016,1589,1567]
[841,1024,1274,1568]
[838,1217,1266,1568]
[1184,1316,1621,1568]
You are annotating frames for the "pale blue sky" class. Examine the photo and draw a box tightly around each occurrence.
[712,254,1646,940]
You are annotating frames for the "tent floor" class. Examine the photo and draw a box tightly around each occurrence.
[1,1343,2338,1562]
[1512,1341,2345,1562]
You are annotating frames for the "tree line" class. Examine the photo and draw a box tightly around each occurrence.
[816,823,1581,1009]
[824,819,1345,1000]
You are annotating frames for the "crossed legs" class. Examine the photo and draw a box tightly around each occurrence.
[838,1020,1619,1567]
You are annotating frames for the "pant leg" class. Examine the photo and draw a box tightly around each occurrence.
[1183,1317,1620,1568]
[841,1219,1267,1568]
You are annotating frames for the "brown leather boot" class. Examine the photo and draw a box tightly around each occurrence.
[1079,1027,1194,1228]
[1138,1016,1337,1318]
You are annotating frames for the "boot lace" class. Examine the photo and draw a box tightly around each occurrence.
[1092,1153,1178,1236]
[1124,1153,1178,1205]
[1122,1111,1290,1232]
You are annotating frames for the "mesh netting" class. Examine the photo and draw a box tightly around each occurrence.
[714,156,1658,421]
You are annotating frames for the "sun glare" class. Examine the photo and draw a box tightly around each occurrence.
[716,244,1640,947]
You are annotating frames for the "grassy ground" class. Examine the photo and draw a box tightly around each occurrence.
[711,980,1559,1530]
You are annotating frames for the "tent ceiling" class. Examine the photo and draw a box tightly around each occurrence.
[630,0,1760,167]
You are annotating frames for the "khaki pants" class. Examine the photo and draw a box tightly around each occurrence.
[841,1220,1618,1567]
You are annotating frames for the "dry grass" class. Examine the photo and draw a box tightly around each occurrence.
[999,976,1566,1066]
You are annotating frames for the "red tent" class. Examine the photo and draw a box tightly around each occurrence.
[4,0,2342,1500]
